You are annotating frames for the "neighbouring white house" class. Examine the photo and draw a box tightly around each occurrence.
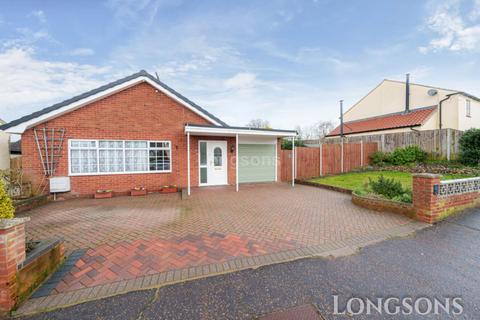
[0,119,10,170]
[326,76,480,138]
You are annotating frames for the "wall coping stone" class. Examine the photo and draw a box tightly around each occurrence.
[413,173,441,179]
[0,217,30,230]
[19,238,63,270]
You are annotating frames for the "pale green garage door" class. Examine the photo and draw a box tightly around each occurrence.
[238,144,276,183]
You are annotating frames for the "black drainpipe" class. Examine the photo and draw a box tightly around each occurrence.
[438,93,458,130]
[405,73,410,113]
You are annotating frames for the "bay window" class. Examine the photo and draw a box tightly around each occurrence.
[69,140,171,175]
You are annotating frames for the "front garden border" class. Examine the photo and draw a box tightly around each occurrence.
[300,173,480,224]
[295,179,352,194]
[352,192,415,219]
[13,195,50,214]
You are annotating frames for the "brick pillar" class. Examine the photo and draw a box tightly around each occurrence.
[0,218,30,312]
[412,174,441,223]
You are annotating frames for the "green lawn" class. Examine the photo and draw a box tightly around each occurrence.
[308,171,472,191]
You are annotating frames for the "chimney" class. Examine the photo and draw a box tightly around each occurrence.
[405,73,410,113]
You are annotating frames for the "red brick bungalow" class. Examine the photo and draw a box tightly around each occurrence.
[1,70,297,197]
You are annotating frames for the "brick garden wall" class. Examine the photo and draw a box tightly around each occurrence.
[0,219,64,313]
[351,174,480,223]
[16,240,65,305]
[0,219,28,312]
[353,174,480,223]
[21,82,235,196]
[352,193,415,218]
[413,174,480,223]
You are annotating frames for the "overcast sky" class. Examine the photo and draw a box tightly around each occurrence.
[0,0,479,129]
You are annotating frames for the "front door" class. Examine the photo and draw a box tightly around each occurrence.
[199,141,228,186]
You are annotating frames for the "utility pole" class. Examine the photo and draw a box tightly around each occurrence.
[340,100,344,138]
[340,100,344,173]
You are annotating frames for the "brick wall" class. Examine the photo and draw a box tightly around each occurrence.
[352,192,415,218]
[21,82,236,196]
[0,218,28,312]
[16,240,65,306]
[351,174,480,223]
[412,174,480,223]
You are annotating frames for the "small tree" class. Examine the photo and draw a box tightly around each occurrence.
[281,138,305,150]
[246,119,271,129]
[0,180,14,219]
[459,128,480,166]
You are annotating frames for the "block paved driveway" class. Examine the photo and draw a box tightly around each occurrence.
[20,183,412,298]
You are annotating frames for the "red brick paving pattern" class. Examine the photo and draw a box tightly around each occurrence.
[19,183,412,295]
[54,233,297,293]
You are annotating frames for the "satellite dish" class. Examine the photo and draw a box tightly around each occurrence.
[427,89,438,96]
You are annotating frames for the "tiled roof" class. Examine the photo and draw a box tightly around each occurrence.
[326,106,437,137]
[0,70,228,131]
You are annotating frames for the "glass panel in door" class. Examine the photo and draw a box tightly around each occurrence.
[199,142,208,184]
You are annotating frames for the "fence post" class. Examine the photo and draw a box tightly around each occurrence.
[319,143,323,176]
[447,129,451,161]
[341,139,344,173]
[360,140,364,167]
[380,134,385,152]
[291,137,295,186]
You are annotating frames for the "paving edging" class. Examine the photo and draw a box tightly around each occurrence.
[13,221,428,317]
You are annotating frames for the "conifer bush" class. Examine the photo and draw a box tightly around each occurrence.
[0,180,15,219]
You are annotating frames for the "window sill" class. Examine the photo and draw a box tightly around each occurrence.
[68,170,172,177]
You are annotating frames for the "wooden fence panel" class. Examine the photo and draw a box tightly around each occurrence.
[324,128,462,159]
[280,150,292,182]
[295,147,319,179]
[344,143,361,172]
[280,142,378,181]
[10,156,22,170]
[322,143,341,175]
[363,143,378,165]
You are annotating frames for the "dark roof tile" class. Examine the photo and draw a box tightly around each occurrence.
[0,70,227,130]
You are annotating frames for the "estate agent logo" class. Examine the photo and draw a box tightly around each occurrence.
[333,295,463,316]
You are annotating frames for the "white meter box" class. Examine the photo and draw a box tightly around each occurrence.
[49,177,71,193]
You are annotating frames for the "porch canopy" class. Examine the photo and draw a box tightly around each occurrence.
[184,124,297,195]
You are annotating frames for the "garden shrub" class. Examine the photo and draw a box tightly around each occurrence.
[369,151,390,166]
[0,180,15,219]
[391,189,412,203]
[281,138,305,150]
[369,175,404,198]
[370,146,427,166]
[459,128,480,166]
[389,145,426,165]
[366,175,411,203]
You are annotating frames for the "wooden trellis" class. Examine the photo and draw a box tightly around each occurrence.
[33,127,66,176]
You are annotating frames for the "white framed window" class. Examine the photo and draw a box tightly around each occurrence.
[70,140,98,174]
[69,139,171,176]
[466,99,471,118]
[99,140,124,173]
[149,141,171,171]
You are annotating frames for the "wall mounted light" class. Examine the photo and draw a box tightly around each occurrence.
[230,144,235,153]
